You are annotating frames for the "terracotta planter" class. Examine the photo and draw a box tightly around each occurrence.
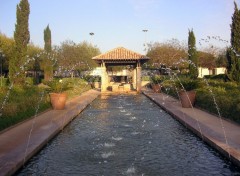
[179,90,196,108]
[151,84,161,93]
[49,93,67,110]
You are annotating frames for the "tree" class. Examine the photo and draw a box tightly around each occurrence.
[197,51,216,69]
[188,29,198,78]
[227,1,240,82]
[0,33,15,74]
[147,39,187,69]
[10,0,30,84]
[56,40,100,77]
[42,25,53,81]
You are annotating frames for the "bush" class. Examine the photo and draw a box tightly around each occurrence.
[204,74,228,81]
[0,78,91,131]
[161,79,179,99]
[195,85,240,123]
[0,77,9,86]
[150,75,163,84]
[161,77,240,124]
[175,78,200,91]
[142,76,150,81]
[0,85,51,131]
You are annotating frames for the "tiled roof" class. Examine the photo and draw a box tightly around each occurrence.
[92,47,149,60]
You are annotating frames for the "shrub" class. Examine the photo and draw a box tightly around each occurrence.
[204,74,228,81]
[0,78,91,131]
[195,86,240,124]
[142,76,150,81]
[175,78,200,91]
[150,75,163,84]
[161,79,179,99]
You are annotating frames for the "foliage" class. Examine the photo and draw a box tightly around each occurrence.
[0,78,91,131]
[175,77,199,91]
[196,86,240,123]
[227,2,240,82]
[161,77,240,123]
[10,0,30,84]
[142,76,151,81]
[197,51,216,69]
[56,40,100,74]
[64,78,91,99]
[0,33,15,73]
[161,79,179,99]
[0,86,51,131]
[150,75,163,84]
[44,79,71,93]
[26,43,43,71]
[204,74,229,81]
[188,29,198,79]
[82,75,100,82]
[146,39,187,68]
[42,25,53,81]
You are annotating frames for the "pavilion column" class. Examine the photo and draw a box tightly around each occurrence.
[132,67,137,89]
[136,66,142,93]
[100,61,108,92]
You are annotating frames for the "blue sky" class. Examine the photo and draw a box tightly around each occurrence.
[0,0,239,54]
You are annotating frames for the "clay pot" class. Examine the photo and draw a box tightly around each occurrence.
[49,93,67,110]
[179,90,196,108]
[151,84,161,93]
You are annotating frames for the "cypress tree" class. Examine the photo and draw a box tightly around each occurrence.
[44,25,52,52]
[10,0,30,84]
[188,29,198,79]
[227,1,240,82]
[43,25,53,81]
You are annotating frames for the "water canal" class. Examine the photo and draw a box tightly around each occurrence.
[16,94,240,175]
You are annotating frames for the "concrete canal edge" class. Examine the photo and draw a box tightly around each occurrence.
[143,91,240,168]
[0,89,101,176]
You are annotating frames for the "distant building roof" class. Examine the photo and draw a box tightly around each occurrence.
[92,47,149,61]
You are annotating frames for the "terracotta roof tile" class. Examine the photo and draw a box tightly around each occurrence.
[92,47,149,60]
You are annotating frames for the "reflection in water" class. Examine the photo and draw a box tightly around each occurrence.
[17,95,240,176]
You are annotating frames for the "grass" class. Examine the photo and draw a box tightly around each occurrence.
[0,78,91,132]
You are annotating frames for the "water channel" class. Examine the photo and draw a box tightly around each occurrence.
[16,94,240,175]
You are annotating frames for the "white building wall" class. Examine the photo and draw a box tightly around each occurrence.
[198,67,210,78]
[198,67,226,78]
[214,67,226,75]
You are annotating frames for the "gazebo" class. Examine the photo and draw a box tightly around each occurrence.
[92,47,149,93]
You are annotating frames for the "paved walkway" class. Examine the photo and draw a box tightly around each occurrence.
[142,89,240,168]
[0,89,101,176]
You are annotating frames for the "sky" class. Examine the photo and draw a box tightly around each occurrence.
[0,0,239,54]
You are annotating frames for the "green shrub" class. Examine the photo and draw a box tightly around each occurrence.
[175,78,200,91]
[142,76,150,81]
[206,80,239,90]
[162,77,240,124]
[161,79,179,99]
[204,74,228,81]
[0,78,91,131]
[196,86,240,124]
[0,77,9,86]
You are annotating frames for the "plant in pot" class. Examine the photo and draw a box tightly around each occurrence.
[47,79,69,110]
[151,75,162,93]
[176,78,199,108]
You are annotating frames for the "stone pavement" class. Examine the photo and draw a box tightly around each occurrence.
[142,89,240,168]
[0,89,101,176]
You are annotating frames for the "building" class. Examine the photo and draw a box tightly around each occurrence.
[92,47,149,93]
